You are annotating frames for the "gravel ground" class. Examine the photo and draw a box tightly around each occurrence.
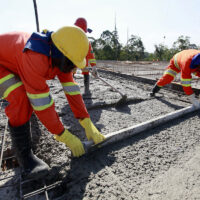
[1,62,200,200]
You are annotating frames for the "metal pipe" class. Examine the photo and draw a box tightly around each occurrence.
[83,105,198,152]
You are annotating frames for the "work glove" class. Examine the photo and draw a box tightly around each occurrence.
[91,66,98,78]
[188,93,200,108]
[79,118,105,144]
[54,129,85,157]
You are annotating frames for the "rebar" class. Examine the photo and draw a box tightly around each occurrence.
[0,119,8,172]
[21,179,62,199]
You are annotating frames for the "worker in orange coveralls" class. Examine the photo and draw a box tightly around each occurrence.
[73,17,98,95]
[150,49,200,107]
[0,26,105,179]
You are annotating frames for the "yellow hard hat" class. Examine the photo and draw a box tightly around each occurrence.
[51,26,89,69]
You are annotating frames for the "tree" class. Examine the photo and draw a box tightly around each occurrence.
[154,44,167,60]
[172,35,191,51]
[91,30,200,61]
[91,30,121,60]
[189,43,198,49]
[123,35,145,60]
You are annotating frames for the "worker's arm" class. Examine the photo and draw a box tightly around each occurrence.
[57,71,90,119]
[21,51,86,156]
[58,72,105,144]
[21,50,64,135]
[87,43,98,77]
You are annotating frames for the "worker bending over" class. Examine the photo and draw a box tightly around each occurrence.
[0,26,105,179]
[73,17,98,95]
[150,49,200,107]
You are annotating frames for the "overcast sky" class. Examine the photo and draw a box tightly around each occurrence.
[1,0,200,52]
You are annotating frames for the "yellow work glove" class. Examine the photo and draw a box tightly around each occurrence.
[54,129,85,157]
[79,118,105,144]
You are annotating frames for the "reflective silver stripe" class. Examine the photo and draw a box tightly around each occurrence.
[181,80,191,84]
[181,80,191,85]
[28,95,52,107]
[165,69,177,76]
[0,76,21,97]
[63,85,80,93]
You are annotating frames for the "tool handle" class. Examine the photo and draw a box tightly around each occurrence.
[82,140,94,153]
[88,67,126,97]
[97,76,125,97]
[33,0,40,32]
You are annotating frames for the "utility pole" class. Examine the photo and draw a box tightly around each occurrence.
[114,12,118,60]
[127,27,129,45]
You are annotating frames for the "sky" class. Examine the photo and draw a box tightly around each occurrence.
[1,0,200,53]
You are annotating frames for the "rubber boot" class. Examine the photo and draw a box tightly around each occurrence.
[149,84,161,97]
[9,121,50,180]
[83,74,91,95]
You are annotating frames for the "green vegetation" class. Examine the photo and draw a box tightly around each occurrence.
[90,30,199,61]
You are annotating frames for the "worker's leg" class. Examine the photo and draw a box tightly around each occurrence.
[0,67,49,179]
[9,121,49,179]
[82,68,90,95]
[5,83,33,127]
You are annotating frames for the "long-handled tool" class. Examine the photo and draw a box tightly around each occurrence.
[90,68,128,106]
[33,0,40,32]
[96,75,127,106]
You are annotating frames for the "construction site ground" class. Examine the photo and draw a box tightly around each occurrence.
[1,61,200,200]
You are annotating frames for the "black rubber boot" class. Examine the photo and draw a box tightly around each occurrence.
[9,121,49,180]
[149,84,161,97]
[83,74,91,95]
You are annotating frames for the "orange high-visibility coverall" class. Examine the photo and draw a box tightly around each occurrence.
[73,42,96,75]
[157,49,200,95]
[0,32,89,135]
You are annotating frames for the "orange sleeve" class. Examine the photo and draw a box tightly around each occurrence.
[20,50,64,134]
[86,43,96,67]
[57,71,90,119]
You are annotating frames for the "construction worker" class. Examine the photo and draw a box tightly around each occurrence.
[150,49,200,107]
[0,26,105,179]
[73,17,98,95]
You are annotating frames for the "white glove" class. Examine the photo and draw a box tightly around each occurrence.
[188,94,200,108]
[91,66,98,78]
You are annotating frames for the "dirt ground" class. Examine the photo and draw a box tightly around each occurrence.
[1,61,200,200]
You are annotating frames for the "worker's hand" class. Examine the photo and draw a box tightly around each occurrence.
[79,118,105,144]
[188,94,200,108]
[54,129,85,157]
[91,66,98,78]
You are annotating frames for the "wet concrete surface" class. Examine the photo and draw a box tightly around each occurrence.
[1,63,200,200]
